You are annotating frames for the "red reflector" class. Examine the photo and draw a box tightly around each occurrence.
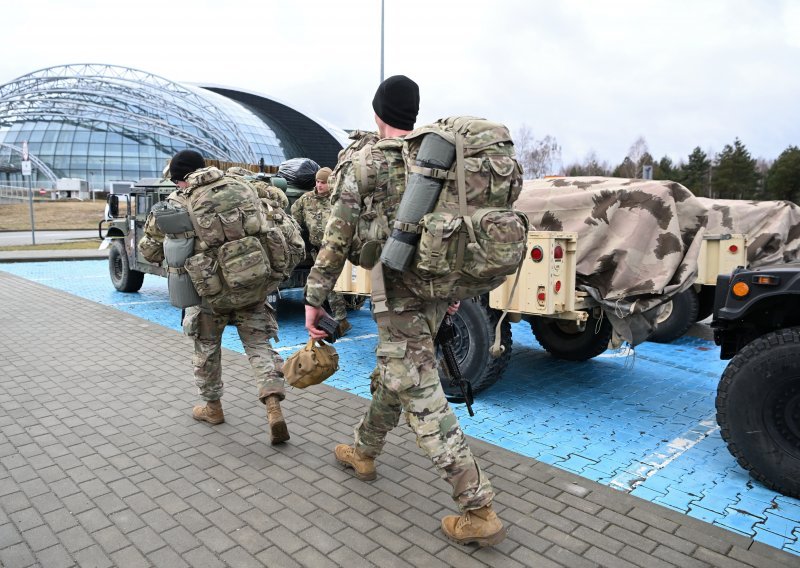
[531,246,544,262]
[554,280,561,293]
[554,245,564,260]
[729,245,738,253]
[537,292,546,302]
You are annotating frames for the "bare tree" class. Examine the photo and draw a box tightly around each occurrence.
[513,124,562,179]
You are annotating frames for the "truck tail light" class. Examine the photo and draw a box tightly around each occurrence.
[531,246,544,262]
[553,245,564,260]
[728,244,738,253]
[554,280,561,293]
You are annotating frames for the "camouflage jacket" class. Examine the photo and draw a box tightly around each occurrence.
[291,190,333,249]
[304,138,406,307]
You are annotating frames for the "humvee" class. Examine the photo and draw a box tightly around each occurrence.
[711,263,800,498]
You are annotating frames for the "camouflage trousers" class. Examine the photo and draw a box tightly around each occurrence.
[355,296,494,512]
[327,290,347,321]
[182,303,285,403]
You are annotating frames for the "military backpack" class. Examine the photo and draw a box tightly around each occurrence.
[347,116,528,303]
[180,167,301,312]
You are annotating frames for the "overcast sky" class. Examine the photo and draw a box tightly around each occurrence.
[2,0,798,169]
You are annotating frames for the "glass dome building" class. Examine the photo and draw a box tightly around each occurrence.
[0,64,348,189]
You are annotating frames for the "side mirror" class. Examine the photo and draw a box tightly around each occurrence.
[107,194,120,218]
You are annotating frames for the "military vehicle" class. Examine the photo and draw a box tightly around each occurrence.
[711,263,800,498]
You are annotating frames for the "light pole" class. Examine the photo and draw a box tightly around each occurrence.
[380,0,384,82]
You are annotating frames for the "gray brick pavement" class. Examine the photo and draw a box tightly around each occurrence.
[0,269,797,567]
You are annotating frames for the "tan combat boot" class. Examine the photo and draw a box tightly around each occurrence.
[337,318,352,337]
[334,444,376,481]
[441,504,507,547]
[192,400,224,425]
[266,395,290,445]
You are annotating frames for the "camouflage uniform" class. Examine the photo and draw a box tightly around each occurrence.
[138,169,286,404]
[305,142,495,512]
[292,189,347,321]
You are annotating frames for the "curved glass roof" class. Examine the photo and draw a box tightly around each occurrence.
[0,63,346,188]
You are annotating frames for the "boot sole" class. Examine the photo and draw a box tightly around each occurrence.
[443,526,507,548]
[270,420,290,445]
[335,458,377,481]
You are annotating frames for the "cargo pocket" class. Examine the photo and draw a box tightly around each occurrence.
[376,339,420,392]
[185,252,223,296]
[219,208,246,241]
[487,156,519,204]
[415,213,462,278]
[464,209,527,279]
[217,236,269,290]
[195,212,225,247]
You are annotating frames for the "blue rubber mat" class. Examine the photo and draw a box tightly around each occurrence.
[2,260,798,555]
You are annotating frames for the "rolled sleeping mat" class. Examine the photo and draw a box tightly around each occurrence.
[152,202,195,235]
[164,236,201,308]
[380,133,456,271]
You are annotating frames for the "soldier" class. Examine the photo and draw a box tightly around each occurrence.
[138,150,291,445]
[303,76,506,547]
[291,167,351,336]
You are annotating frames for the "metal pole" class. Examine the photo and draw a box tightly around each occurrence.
[380,0,385,82]
[28,174,36,245]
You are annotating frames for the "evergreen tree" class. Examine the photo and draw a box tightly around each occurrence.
[681,147,711,196]
[765,146,800,203]
[655,155,674,181]
[712,138,759,199]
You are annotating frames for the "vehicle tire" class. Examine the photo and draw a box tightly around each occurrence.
[530,310,612,361]
[109,240,145,292]
[438,296,511,398]
[647,287,700,343]
[716,328,800,498]
[345,295,368,311]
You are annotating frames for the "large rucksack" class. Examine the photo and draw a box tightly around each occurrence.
[180,167,300,312]
[350,116,528,303]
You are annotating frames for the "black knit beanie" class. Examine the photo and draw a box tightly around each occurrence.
[169,149,205,182]
[372,75,420,131]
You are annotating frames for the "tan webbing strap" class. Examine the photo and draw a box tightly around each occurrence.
[490,258,525,358]
[454,132,476,270]
[370,261,391,326]
[407,164,457,181]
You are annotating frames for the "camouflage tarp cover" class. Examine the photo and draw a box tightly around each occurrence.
[516,177,800,344]
[698,197,800,267]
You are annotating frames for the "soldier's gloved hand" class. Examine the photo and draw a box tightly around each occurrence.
[305,304,329,341]
[447,301,460,315]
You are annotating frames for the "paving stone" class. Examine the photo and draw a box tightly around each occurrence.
[1,270,799,568]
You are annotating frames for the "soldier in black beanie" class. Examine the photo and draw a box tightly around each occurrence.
[305,73,507,547]
[166,149,205,184]
[371,74,420,132]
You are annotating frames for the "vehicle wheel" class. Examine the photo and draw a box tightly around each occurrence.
[438,296,511,398]
[530,310,612,361]
[345,295,368,311]
[109,240,144,292]
[647,287,700,343]
[716,328,800,498]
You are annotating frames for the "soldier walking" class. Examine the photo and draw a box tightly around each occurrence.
[138,150,291,445]
[303,76,506,546]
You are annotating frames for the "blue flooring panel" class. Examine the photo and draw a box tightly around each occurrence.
[2,259,799,556]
